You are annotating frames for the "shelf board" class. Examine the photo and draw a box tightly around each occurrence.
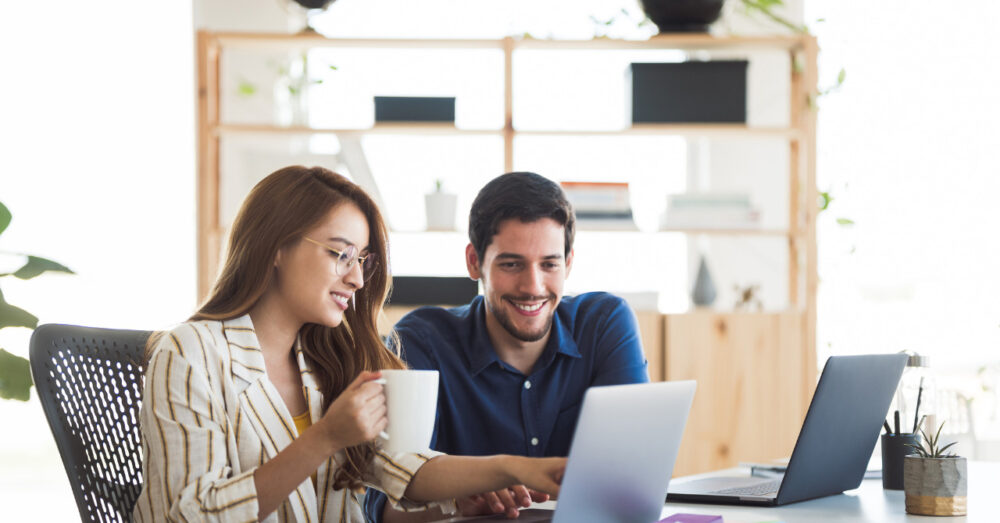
[519,125,801,140]
[207,32,807,52]
[215,123,499,136]
[659,227,790,236]
[389,228,792,237]
[515,34,806,52]
[212,33,504,50]
[215,123,799,140]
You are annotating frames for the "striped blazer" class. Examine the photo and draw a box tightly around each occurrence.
[133,314,453,522]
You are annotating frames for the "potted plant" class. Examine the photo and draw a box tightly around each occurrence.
[424,180,457,231]
[903,420,967,516]
[0,201,74,401]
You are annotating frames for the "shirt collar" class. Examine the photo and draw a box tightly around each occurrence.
[465,296,582,376]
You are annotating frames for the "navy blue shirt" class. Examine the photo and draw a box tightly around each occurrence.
[365,292,648,520]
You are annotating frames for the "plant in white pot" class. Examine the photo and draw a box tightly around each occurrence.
[424,180,457,231]
[903,420,967,516]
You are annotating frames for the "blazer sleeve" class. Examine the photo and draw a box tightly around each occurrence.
[138,329,259,522]
[364,449,457,515]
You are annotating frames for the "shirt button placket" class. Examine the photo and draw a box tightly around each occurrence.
[521,378,540,456]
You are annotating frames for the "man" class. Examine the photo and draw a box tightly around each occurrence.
[366,172,649,521]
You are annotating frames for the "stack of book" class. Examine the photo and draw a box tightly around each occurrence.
[560,181,637,230]
[660,192,760,230]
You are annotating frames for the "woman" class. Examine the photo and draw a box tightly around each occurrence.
[134,166,565,522]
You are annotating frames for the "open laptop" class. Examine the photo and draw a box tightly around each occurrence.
[436,380,696,523]
[667,354,907,506]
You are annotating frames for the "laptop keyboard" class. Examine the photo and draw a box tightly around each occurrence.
[711,479,781,497]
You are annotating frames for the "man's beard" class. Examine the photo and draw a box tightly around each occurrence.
[486,293,557,343]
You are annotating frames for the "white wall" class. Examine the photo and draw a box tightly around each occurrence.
[0,2,195,519]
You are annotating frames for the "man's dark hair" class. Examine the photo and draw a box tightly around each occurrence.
[468,172,576,262]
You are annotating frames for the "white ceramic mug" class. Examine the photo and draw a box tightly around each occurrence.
[375,369,439,454]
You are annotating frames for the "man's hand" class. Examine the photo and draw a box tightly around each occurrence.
[457,486,550,519]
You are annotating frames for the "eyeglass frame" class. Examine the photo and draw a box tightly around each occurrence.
[301,236,375,279]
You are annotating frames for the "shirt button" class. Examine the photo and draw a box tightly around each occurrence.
[531,437,539,446]
[524,380,532,389]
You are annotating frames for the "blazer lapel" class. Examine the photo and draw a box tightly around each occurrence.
[222,315,267,386]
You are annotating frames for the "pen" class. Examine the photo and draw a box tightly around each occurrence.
[884,420,892,435]
[894,410,900,435]
[913,377,924,433]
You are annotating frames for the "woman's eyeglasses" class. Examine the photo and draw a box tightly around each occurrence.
[302,237,376,281]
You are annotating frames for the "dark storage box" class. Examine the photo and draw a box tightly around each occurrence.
[628,61,748,123]
[388,276,478,306]
[374,96,456,123]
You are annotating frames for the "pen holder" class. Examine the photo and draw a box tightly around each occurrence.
[882,433,921,490]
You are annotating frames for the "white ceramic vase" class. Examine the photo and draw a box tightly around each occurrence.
[424,191,457,231]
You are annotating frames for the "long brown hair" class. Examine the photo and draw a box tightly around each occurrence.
[194,165,404,489]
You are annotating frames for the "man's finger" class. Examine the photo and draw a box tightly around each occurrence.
[481,491,504,514]
[495,488,517,512]
[527,489,549,503]
[509,485,532,507]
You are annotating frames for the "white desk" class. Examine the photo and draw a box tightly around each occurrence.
[440,462,997,522]
[658,461,998,522]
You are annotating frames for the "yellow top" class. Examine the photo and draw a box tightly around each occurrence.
[293,410,312,436]
[293,410,317,488]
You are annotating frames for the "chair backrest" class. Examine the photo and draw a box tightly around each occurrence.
[30,324,152,523]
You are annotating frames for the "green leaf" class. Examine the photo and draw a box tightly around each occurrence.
[0,293,39,330]
[0,348,32,401]
[936,441,958,458]
[836,217,855,226]
[818,191,833,211]
[0,201,11,236]
[12,256,75,280]
[237,81,257,96]
[837,68,847,86]
[932,421,946,451]
[328,65,338,71]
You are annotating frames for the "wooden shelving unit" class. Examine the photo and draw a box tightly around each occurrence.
[197,31,819,476]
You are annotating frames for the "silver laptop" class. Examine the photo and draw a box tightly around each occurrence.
[667,354,907,506]
[436,380,696,523]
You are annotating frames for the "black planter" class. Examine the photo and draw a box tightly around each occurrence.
[374,96,456,123]
[629,61,748,123]
[290,0,335,9]
[640,0,725,33]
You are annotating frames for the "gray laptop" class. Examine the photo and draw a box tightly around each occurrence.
[436,380,696,523]
[667,354,907,506]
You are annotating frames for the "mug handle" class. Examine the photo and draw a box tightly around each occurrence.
[373,378,390,441]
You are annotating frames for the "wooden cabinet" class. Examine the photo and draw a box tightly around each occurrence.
[197,31,819,476]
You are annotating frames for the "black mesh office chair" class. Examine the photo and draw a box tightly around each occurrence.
[30,324,152,523]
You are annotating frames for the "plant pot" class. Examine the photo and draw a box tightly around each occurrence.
[903,456,967,516]
[639,0,725,33]
[425,191,457,231]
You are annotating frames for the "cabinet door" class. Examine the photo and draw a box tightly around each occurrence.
[664,311,810,476]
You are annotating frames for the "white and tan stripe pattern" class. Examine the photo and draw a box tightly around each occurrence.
[133,314,452,522]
